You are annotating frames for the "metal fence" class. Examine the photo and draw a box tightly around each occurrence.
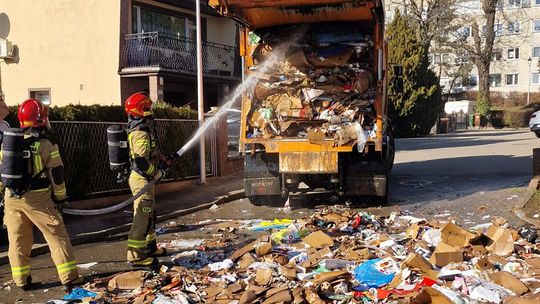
[121,32,241,78]
[50,119,217,200]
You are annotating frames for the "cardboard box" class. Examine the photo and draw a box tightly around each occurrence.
[429,242,463,267]
[441,223,475,248]
[485,225,514,256]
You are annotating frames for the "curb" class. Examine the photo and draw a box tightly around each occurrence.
[0,189,245,266]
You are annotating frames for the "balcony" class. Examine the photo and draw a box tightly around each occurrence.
[120,32,241,79]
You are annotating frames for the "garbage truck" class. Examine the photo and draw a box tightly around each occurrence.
[210,0,398,204]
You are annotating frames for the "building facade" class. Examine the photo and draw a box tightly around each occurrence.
[0,0,241,109]
[386,1,540,101]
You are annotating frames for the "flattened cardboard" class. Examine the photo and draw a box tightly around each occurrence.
[525,258,540,268]
[262,290,292,304]
[302,231,334,249]
[239,290,257,304]
[429,242,463,267]
[489,272,528,295]
[413,287,453,304]
[204,286,223,298]
[230,241,256,261]
[485,225,514,256]
[255,268,273,286]
[281,265,297,279]
[312,270,348,285]
[107,271,145,290]
[441,223,475,248]
[238,253,255,269]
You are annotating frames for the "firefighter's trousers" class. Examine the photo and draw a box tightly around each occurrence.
[127,172,157,262]
[3,188,79,286]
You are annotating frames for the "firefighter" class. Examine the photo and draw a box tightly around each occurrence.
[124,92,168,267]
[2,99,83,291]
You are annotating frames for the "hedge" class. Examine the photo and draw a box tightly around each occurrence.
[5,102,197,126]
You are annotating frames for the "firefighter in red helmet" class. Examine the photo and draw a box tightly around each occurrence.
[2,99,83,291]
[124,92,168,267]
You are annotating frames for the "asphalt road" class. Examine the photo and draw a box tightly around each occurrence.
[0,129,537,302]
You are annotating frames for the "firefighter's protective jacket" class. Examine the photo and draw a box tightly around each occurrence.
[29,137,67,200]
[127,123,160,180]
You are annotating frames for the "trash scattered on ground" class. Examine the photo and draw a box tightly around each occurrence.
[42,207,540,303]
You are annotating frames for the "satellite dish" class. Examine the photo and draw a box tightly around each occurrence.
[0,13,10,39]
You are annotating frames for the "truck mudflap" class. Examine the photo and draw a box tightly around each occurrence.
[244,151,281,196]
[345,174,387,197]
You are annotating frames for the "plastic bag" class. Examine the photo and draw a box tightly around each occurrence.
[63,288,97,300]
[271,224,307,243]
[353,258,395,288]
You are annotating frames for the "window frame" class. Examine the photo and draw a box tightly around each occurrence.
[489,74,502,87]
[532,72,540,85]
[28,88,52,105]
[507,21,520,34]
[534,20,540,33]
[506,73,519,86]
[533,46,540,58]
[507,48,520,60]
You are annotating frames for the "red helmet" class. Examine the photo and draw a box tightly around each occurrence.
[18,98,49,128]
[125,92,153,118]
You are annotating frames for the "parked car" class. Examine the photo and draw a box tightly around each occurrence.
[530,110,540,138]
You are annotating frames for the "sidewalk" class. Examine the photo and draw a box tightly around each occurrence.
[0,173,244,264]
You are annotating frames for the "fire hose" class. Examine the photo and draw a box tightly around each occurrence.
[62,151,180,216]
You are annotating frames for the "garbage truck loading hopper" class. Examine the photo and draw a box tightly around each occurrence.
[209,0,394,203]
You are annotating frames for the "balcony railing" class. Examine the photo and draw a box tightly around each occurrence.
[120,32,241,79]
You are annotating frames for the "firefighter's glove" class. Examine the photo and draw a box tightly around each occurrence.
[154,169,166,181]
[167,153,179,167]
[53,198,68,212]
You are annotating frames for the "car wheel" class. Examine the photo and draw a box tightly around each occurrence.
[535,131,540,138]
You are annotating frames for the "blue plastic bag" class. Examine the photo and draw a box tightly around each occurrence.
[63,287,97,300]
[352,258,395,288]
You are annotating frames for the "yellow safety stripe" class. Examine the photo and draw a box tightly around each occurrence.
[50,151,60,159]
[29,187,50,193]
[135,139,150,147]
[146,164,156,175]
[56,261,77,274]
[54,189,66,197]
[146,233,156,243]
[128,239,147,249]
[11,265,31,276]
[31,142,43,173]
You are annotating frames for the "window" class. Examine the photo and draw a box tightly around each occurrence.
[492,50,503,61]
[29,89,51,105]
[533,47,540,58]
[460,52,469,63]
[508,48,520,60]
[507,21,520,34]
[434,54,441,64]
[508,0,522,7]
[428,54,434,64]
[534,20,540,32]
[490,74,502,87]
[132,5,198,39]
[536,0,540,5]
[506,74,519,86]
[532,73,540,85]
